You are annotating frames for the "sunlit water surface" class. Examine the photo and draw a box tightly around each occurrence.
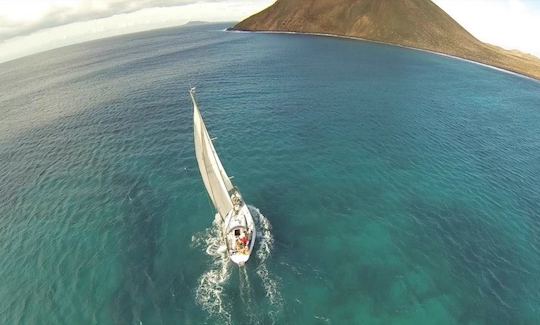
[1,23,540,324]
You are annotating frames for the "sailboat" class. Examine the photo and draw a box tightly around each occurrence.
[190,88,256,266]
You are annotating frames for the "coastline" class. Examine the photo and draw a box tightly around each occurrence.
[227,29,540,83]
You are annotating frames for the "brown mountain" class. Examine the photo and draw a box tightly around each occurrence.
[232,0,540,80]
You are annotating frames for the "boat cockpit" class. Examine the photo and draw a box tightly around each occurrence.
[229,226,252,255]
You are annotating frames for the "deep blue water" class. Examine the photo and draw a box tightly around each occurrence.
[1,23,539,324]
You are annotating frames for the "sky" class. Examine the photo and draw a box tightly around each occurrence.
[0,0,539,63]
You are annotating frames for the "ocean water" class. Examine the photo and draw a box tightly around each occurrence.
[1,23,539,324]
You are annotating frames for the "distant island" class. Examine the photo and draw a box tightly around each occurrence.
[231,0,540,81]
[184,21,211,26]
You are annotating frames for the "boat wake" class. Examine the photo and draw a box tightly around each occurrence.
[193,206,282,324]
[250,206,283,311]
[193,214,232,323]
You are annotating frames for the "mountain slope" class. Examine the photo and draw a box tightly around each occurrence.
[233,0,540,80]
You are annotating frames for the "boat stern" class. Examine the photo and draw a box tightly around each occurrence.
[230,253,250,266]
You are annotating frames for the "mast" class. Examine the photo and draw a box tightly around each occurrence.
[191,88,234,219]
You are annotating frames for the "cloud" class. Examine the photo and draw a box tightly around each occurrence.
[433,0,540,57]
[0,0,274,63]
[0,0,226,41]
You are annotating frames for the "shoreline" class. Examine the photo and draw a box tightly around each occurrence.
[227,29,539,84]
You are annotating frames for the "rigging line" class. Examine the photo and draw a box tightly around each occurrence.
[201,118,220,219]
[190,97,212,216]
[190,89,217,219]
[201,108,229,185]
[201,118,234,252]
[197,102,225,223]
[200,128,230,253]
[200,100,233,203]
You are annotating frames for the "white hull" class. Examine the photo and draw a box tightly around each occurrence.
[221,204,256,266]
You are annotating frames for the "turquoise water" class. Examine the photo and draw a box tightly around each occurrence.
[1,23,540,324]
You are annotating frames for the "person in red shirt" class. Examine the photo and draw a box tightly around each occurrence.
[240,234,249,246]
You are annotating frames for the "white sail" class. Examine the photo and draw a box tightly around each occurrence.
[191,89,234,218]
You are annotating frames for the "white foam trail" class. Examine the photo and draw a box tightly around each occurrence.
[239,267,259,325]
[249,206,283,312]
[193,214,232,324]
[314,315,331,323]
[194,207,282,323]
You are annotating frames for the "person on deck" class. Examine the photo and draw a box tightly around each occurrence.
[240,235,248,246]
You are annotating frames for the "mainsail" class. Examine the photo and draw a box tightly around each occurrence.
[191,89,234,218]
